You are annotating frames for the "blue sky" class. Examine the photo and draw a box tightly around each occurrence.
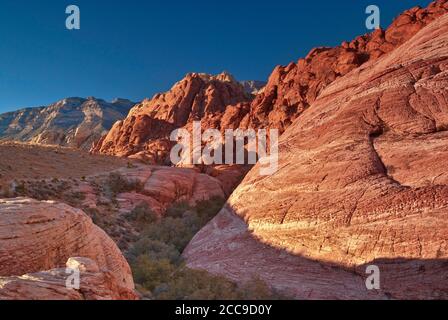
[0,0,433,112]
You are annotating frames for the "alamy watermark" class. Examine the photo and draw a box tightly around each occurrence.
[65,267,81,290]
[365,265,381,290]
[64,5,379,31]
[170,121,279,176]
[66,5,80,30]
[366,5,381,30]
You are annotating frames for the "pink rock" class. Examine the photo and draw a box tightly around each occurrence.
[184,9,448,299]
[0,198,135,297]
[0,258,138,300]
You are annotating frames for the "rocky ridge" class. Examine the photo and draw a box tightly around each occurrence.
[184,4,448,299]
[92,0,448,161]
[91,72,254,163]
[0,97,134,150]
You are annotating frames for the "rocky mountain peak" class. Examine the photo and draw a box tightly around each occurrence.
[0,97,135,150]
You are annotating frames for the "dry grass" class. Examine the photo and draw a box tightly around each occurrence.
[0,142,129,185]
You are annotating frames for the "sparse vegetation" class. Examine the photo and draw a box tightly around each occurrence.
[128,196,288,300]
[127,203,159,229]
[107,172,143,195]
[11,179,88,207]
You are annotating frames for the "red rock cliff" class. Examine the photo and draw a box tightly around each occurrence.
[184,3,448,299]
[92,0,448,163]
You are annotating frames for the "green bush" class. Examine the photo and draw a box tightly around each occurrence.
[132,256,176,292]
[155,268,241,300]
[142,214,200,252]
[128,239,180,264]
[128,196,288,300]
[165,201,191,219]
[107,172,143,195]
[127,203,159,228]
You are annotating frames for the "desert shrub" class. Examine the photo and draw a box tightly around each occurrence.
[128,196,288,300]
[155,268,240,300]
[127,161,135,169]
[107,172,143,195]
[127,239,180,264]
[63,191,86,205]
[142,213,201,252]
[195,196,226,224]
[165,201,191,219]
[127,203,159,228]
[132,256,177,292]
[14,181,27,195]
[137,265,287,300]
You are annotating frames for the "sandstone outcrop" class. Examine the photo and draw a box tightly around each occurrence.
[184,7,448,299]
[0,198,136,299]
[245,0,448,134]
[91,72,253,162]
[110,165,227,213]
[0,258,138,300]
[92,1,448,163]
[0,97,134,150]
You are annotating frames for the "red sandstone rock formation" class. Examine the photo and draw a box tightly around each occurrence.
[245,0,448,133]
[92,1,448,163]
[0,258,138,300]
[0,198,137,300]
[184,7,448,299]
[91,72,253,163]
[97,165,228,214]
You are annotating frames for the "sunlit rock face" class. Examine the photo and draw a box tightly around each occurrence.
[0,97,134,150]
[184,5,448,300]
[0,198,137,300]
[91,72,253,163]
[0,257,139,300]
[244,0,448,134]
[92,1,448,166]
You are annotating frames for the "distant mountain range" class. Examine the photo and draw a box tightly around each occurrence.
[0,97,135,150]
[240,80,266,95]
[0,79,265,151]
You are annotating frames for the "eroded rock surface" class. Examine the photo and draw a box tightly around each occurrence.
[0,258,138,300]
[92,72,253,162]
[184,9,448,299]
[92,1,448,163]
[112,165,227,212]
[0,97,134,150]
[245,0,448,134]
[0,198,136,299]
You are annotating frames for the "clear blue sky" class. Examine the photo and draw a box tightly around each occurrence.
[0,0,432,112]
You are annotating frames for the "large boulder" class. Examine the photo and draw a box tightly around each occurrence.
[0,198,136,299]
[0,258,138,300]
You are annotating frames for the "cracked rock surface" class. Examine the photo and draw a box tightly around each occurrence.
[0,198,137,300]
[184,9,448,299]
